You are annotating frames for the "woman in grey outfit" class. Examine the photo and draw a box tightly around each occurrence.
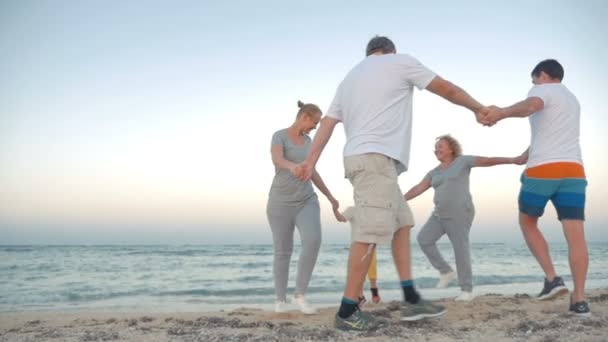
[267,101,342,314]
[404,135,525,301]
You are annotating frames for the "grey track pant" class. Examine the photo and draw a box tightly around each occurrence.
[417,213,474,292]
[267,197,322,301]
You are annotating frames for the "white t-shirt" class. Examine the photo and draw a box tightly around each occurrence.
[526,83,583,168]
[325,54,436,174]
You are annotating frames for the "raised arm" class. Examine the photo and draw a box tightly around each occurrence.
[484,97,544,125]
[502,97,544,118]
[425,76,485,122]
[403,177,432,201]
[474,157,518,167]
[474,149,529,167]
[295,116,340,181]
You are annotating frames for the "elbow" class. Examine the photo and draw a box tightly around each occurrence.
[525,98,544,116]
[526,104,537,115]
[529,104,542,116]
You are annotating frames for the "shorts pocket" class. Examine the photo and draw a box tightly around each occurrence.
[356,198,395,235]
[344,157,365,180]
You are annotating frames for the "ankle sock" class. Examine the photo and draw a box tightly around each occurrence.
[401,279,420,304]
[337,297,358,318]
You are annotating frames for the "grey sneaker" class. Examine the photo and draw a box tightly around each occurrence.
[538,276,568,300]
[400,299,447,321]
[334,309,389,331]
[569,300,591,317]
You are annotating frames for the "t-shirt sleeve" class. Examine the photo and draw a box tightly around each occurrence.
[271,130,285,150]
[461,155,476,168]
[400,55,437,90]
[527,85,549,106]
[325,84,343,121]
[423,170,433,182]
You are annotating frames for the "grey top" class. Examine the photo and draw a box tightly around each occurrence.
[426,155,476,218]
[268,129,316,205]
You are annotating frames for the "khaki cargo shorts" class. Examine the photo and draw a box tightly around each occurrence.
[344,153,415,245]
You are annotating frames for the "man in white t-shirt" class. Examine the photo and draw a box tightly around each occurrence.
[484,59,590,316]
[295,36,489,330]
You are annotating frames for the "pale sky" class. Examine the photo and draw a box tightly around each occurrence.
[1,0,607,244]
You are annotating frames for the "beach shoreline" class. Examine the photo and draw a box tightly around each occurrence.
[1,288,606,341]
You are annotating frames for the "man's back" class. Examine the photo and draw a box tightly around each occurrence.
[527,83,582,168]
[326,54,436,173]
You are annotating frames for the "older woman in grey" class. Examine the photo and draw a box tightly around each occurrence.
[268,101,341,314]
[404,135,525,301]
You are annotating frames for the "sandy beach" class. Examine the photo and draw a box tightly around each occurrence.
[1,288,606,341]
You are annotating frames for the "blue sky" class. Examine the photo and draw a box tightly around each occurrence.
[1,0,607,244]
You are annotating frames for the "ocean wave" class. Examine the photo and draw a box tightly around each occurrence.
[125,249,207,257]
[123,249,274,257]
[157,285,347,298]
[1,243,607,311]
[0,246,38,253]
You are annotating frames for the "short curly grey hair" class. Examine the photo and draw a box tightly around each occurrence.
[436,134,462,157]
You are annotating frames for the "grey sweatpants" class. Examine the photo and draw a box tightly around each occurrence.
[267,197,322,301]
[417,213,474,292]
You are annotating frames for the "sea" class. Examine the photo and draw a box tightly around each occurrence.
[1,243,607,313]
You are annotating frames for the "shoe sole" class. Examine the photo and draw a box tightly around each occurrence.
[569,311,592,318]
[335,325,376,332]
[335,321,387,331]
[538,286,568,301]
[400,308,447,321]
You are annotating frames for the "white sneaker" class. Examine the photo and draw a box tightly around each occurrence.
[436,271,456,288]
[455,291,475,302]
[274,300,289,313]
[293,295,317,315]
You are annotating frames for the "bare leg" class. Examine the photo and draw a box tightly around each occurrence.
[343,242,374,300]
[519,213,557,280]
[392,226,412,280]
[561,219,588,302]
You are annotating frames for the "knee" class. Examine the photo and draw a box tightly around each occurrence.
[274,244,293,257]
[519,224,539,238]
[303,235,322,251]
[417,232,431,246]
[519,213,539,231]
